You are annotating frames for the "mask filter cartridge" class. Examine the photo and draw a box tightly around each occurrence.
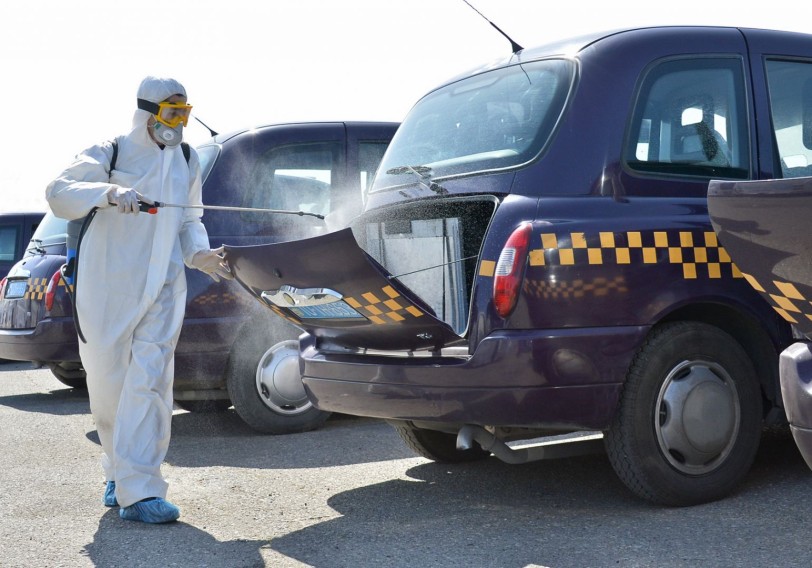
[152,122,183,147]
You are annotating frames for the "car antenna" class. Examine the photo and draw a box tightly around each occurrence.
[194,115,218,137]
[461,0,523,54]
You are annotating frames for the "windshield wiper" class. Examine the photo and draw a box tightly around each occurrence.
[386,165,448,195]
[27,238,46,254]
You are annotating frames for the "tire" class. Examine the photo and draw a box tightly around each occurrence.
[48,362,87,390]
[604,321,763,506]
[391,421,490,463]
[226,321,330,435]
[174,399,232,413]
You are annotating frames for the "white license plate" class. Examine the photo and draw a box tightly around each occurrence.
[4,280,28,299]
[290,301,365,320]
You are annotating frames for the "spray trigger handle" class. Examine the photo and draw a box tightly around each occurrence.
[138,200,162,214]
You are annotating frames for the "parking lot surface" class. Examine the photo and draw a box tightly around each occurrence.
[1,360,811,568]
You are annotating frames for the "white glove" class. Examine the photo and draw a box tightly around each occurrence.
[190,246,234,282]
[106,186,142,214]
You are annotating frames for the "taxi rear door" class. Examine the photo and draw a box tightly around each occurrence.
[709,176,812,336]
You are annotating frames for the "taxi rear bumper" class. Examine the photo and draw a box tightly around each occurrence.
[301,325,648,431]
[0,317,79,363]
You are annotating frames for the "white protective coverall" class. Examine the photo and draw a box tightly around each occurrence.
[45,77,211,508]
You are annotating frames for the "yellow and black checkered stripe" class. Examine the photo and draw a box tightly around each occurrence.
[27,277,50,300]
[740,274,812,326]
[191,292,239,306]
[264,285,426,326]
[479,230,743,281]
[524,275,629,300]
[343,285,425,325]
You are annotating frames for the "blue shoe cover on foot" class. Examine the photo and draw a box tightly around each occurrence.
[119,498,180,523]
[103,481,118,507]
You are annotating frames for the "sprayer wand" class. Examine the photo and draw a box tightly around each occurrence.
[138,200,325,220]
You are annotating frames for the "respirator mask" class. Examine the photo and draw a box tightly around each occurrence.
[137,98,192,147]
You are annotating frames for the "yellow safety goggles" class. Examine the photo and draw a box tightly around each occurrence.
[156,101,192,128]
[137,98,193,128]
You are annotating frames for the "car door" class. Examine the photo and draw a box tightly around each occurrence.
[201,123,347,246]
[709,176,812,336]
[708,30,812,336]
[344,122,400,210]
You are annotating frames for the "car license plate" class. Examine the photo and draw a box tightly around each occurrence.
[290,301,365,320]
[4,280,28,299]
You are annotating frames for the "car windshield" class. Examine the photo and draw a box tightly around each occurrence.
[30,211,67,246]
[196,143,221,184]
[373,58,575,190]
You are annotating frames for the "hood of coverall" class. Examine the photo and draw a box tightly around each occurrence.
[132,76,187,131]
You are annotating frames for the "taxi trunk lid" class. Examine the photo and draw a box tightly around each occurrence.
[0,255,60,330]
[224,196,496,352]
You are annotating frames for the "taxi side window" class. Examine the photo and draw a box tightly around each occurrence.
[765,59,812,178]
[625,57,749,180]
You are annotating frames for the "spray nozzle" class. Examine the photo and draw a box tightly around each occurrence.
[138,200,162,214]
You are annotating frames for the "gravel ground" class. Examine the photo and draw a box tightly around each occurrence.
[1,360,811,568]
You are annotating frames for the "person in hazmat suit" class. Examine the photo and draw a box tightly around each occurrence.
[46,76,232,524]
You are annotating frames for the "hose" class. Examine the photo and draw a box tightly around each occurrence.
[60,207,98,344]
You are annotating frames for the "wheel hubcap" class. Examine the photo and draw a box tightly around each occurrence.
[255,340,311,415]
[655,359,739,474]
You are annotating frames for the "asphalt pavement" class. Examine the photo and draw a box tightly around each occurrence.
[1,360,811,568]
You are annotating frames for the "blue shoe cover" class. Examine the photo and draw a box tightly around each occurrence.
[119,498,180,524]
[103,481,118,507]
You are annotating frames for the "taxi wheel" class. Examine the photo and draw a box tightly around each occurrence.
[391,421,490,463]
[604,321,762,506]
[226,324,330,435]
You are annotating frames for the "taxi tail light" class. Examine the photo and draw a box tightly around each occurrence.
[493,222,532,318]
[0,277,6,298]
[45,269,62,311]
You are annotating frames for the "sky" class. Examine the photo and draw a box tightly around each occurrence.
[2,0,811,212]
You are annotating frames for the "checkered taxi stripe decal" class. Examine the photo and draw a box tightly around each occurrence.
[479,230,743,280]
[191,292,239,306]
[263,285,425,326]
[343,285,424,325]
[8,279,235,305]
[525,275,629,300]
[8,277,71,300]
[740,274,812,325]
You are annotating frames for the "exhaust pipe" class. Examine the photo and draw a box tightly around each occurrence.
[456,424,604,464]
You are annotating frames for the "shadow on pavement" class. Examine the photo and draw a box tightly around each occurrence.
[83,410,412,470]
[0,360,40,373]
[165,412,414,470]
[271,453,639,567]
[82,508,267,567]
[268,426,812,568]
[0,387,89,415]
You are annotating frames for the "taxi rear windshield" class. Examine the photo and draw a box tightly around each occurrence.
[373,58,574,190]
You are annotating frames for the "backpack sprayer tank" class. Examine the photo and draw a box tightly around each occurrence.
[64,218,84,285]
